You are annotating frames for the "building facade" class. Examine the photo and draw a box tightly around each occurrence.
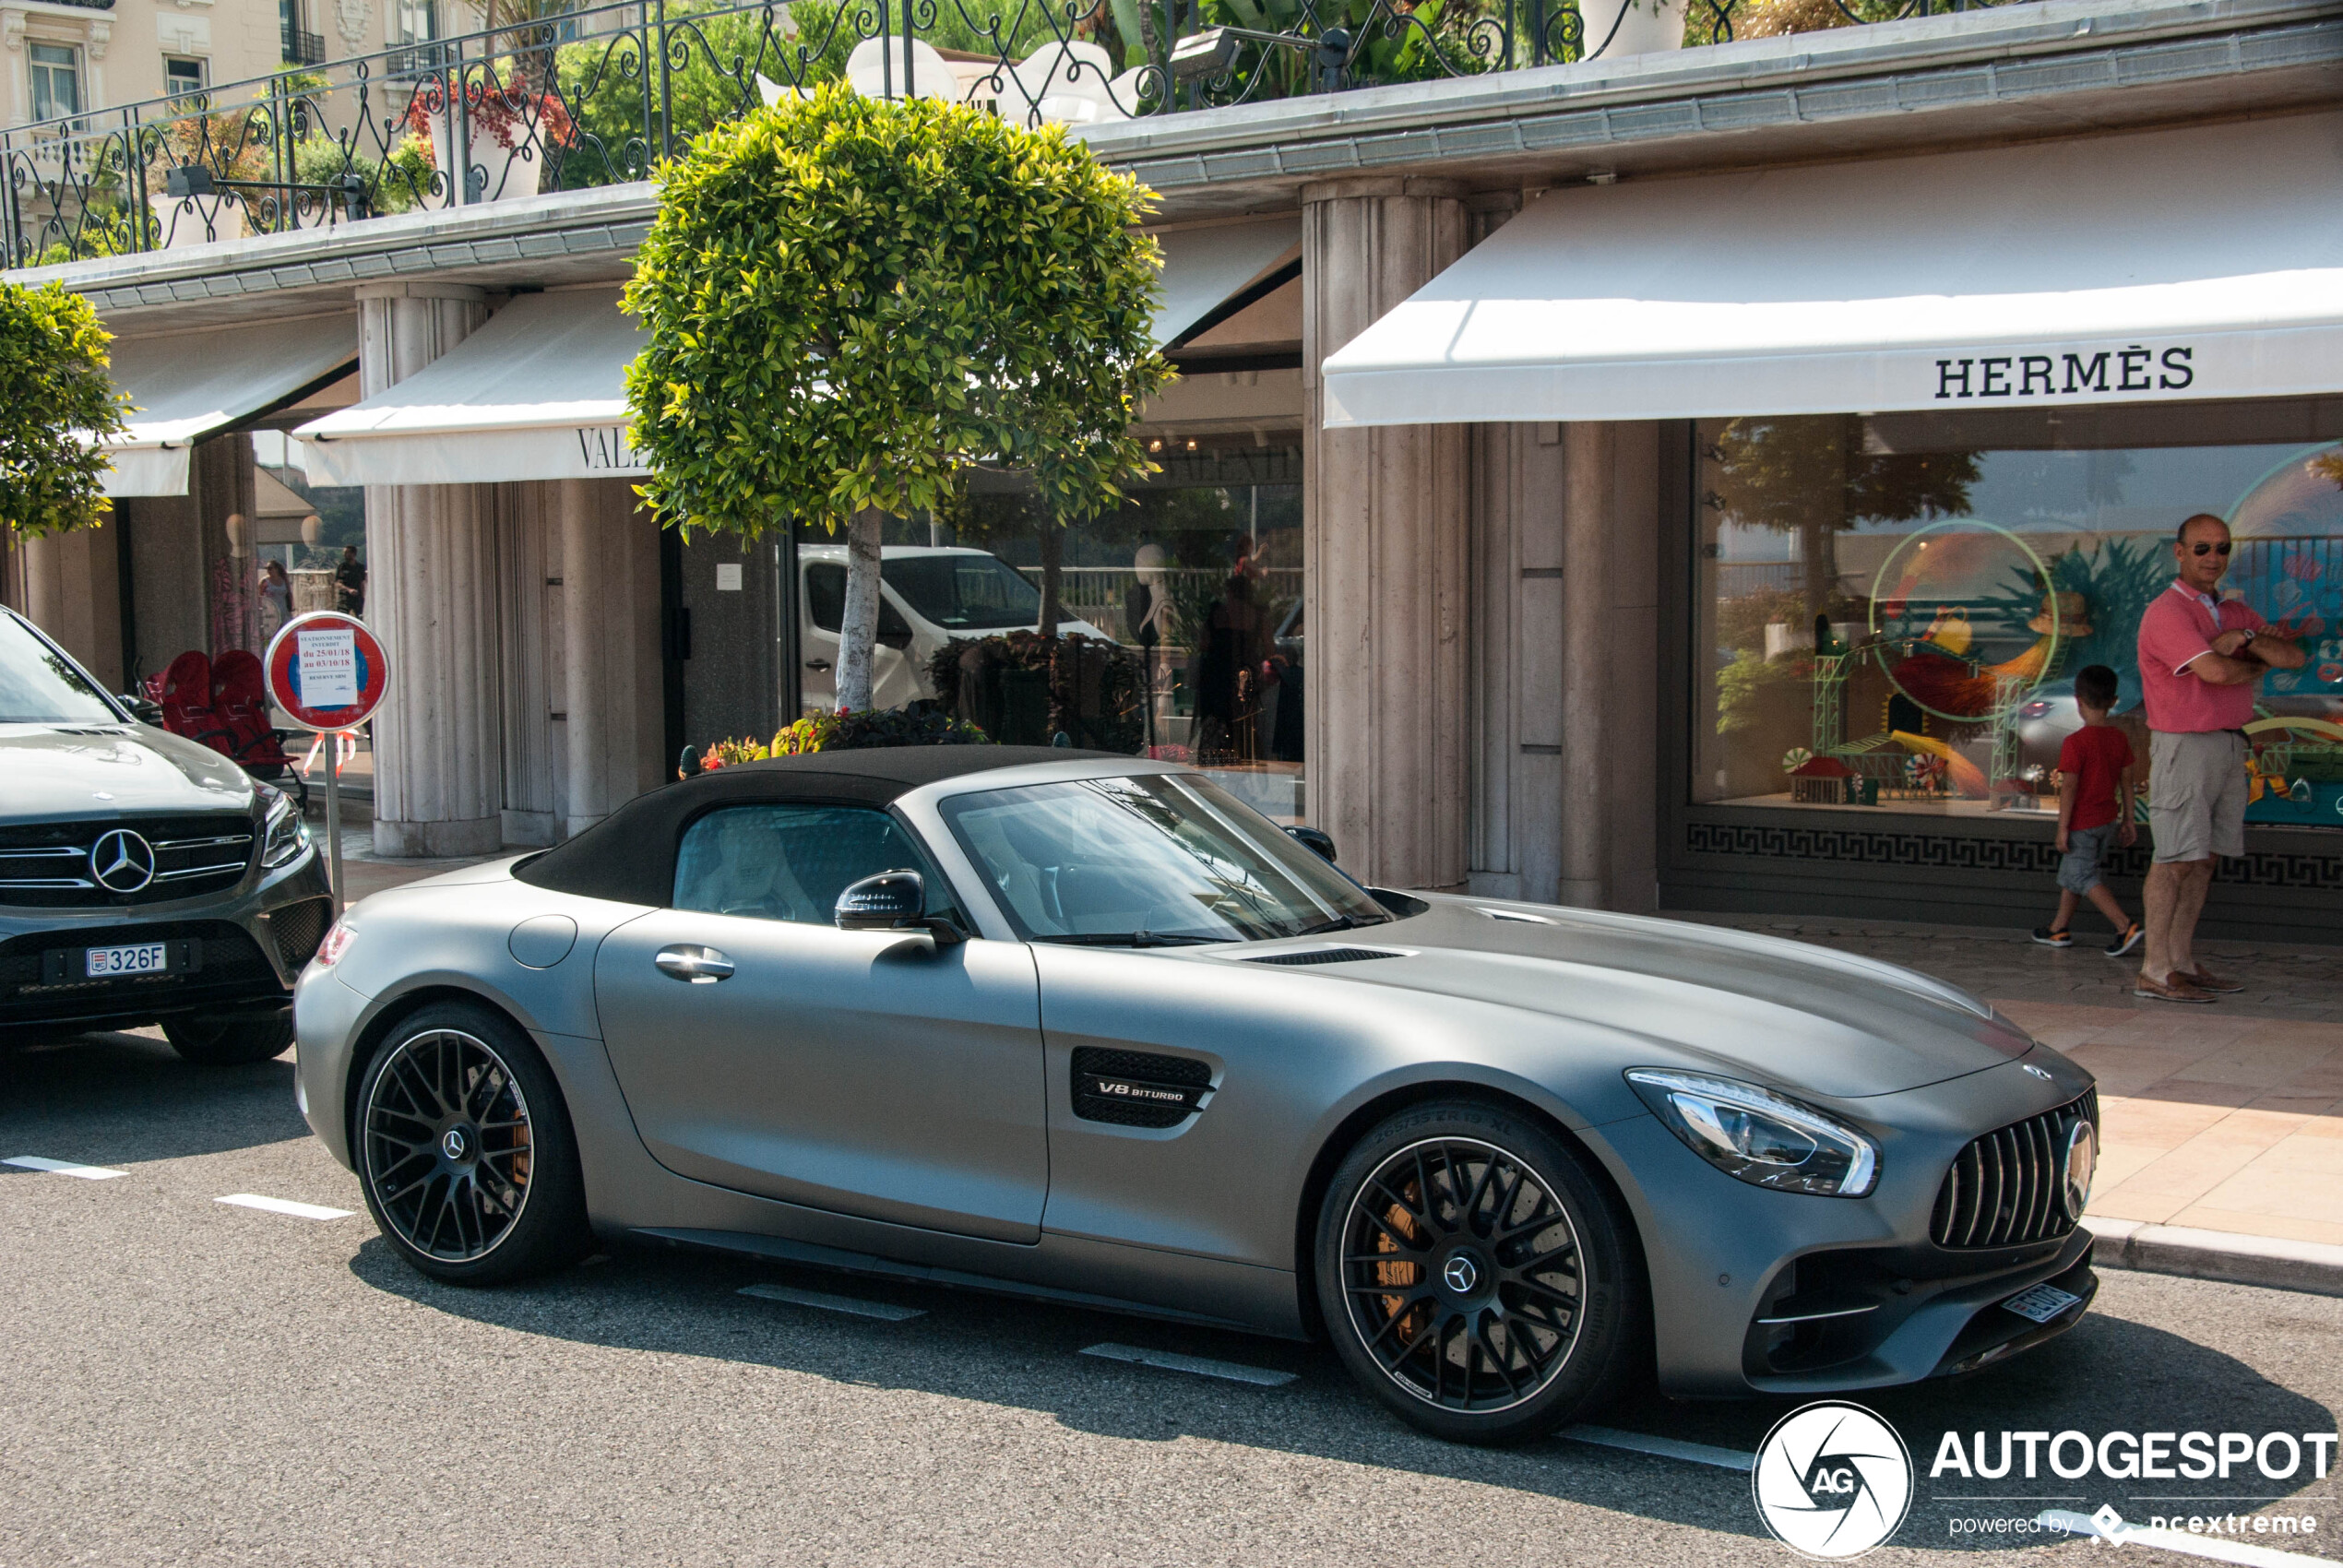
[6,0,2339,938]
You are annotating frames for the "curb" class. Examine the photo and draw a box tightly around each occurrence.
[2085,1218,2343,1299]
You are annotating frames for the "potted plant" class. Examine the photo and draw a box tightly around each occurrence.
[402,77,577,204]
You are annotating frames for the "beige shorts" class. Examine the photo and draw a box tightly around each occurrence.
[2148,729,2247,863]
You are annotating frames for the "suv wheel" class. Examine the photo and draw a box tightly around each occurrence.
[1314,1099,1646,1444]
[163,1009,294,1065]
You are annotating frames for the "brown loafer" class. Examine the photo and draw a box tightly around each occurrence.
[2181,968,2245,993]
[2135,973,2215,1004]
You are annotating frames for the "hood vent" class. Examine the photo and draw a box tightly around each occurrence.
[1244,946,1402,967]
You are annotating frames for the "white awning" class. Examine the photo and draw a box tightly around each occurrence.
[1151,218,1301,350]
[1321,113,2343,428]
[97,315,357,496]
[297,289,646,486]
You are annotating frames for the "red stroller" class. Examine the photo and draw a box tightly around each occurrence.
[149,649,311,811]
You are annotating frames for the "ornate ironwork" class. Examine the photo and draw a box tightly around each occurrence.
[1684,819,2343,893]
[2,0,2016,267]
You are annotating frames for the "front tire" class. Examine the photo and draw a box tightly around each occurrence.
[354,1002,590,1285]
[1314,1099,1645,1444]
[163,1008,293,1065]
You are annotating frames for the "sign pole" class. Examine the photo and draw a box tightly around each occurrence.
[327,731,344,919]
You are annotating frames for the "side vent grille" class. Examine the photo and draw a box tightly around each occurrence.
[1071,1047,1213,1129]
[1244,947,1399,967]
[269,897,333,971]
[1931,1090,2098,1250]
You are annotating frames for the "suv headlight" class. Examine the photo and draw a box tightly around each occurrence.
[257,784,311,869]
[1625,1068,1879,1198]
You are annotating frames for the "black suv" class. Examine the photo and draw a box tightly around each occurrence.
[2,606,333,1063]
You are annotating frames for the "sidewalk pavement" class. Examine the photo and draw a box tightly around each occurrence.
[1682,912,2343,1297]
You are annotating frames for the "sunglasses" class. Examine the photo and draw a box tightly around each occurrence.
[2187,541,2232,557]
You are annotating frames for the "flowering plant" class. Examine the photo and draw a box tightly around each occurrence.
[401,81,577,156]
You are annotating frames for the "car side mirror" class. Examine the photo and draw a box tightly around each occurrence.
[835,871,964,944]
[1285,826,1338,864]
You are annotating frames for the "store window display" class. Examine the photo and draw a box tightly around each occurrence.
[1693,403,2343,830]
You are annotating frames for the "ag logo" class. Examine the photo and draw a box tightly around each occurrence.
[1752,1401,1913,1559]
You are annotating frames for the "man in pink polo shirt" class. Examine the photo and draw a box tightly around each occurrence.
[2132,513,2306,1003]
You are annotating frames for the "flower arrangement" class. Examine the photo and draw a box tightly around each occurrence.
[688,707,992,774]
[401,80,578,156]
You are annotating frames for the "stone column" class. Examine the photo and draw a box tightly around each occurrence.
[359,282,504,858]
[19,519,123,691]
[1302,177,1470,892]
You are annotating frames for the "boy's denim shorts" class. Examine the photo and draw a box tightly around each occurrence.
[2058,823,2116,894]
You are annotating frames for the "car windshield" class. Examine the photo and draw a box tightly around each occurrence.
[0,615,116,724]
[885,554,1044,631]
[939,773,1391,944]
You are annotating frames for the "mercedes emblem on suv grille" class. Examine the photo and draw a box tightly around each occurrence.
[89,828,157,893]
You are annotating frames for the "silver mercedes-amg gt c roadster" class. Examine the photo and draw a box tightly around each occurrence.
[294,747,2099,1443]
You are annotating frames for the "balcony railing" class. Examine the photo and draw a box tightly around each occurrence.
[281,25,329,65]
[2,0,2016,269]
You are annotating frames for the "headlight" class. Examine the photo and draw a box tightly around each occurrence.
[1625,1068,1879,1198]
[258,784,311,869]
[315,917,356,968]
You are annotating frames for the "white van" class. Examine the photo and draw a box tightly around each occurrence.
[797,544,1112,712]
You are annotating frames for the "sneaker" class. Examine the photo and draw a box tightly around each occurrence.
[2134,973,2214,1004]
[2032,927,2073,948]
[2106,923,2145,957]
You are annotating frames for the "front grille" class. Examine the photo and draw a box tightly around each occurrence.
[1931,1090,2098,1250]
[1071,1047,1213,1128]
[0,920,280,1026]
[269,897,332,970]
[0,815,254,908]
[1244,947,1398,967]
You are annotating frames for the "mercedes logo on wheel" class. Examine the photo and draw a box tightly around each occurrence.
[1441,1254,1480,1294]
[1752,1401,1912,1559]
[89,828,156,893]
[440,1127,470,1162]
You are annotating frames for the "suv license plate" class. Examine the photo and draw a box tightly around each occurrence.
[2003,1283,2083,1324]
[85,942,170,979]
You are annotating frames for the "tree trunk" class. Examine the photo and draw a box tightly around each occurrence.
[836,506,885,712]
[1035,507,1064,637]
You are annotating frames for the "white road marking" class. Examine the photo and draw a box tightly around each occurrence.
[737,1282,925,1321]
[1079,1342,1297,1387]
[4,1156,127,1180]
[2039,1508,2331,1567]
[1563,1424,1755,1472]
[215,1194,354,1221]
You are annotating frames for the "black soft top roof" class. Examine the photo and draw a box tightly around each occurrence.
[513,745,1121,908]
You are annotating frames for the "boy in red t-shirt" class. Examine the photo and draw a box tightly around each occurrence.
[2034,664,2142,955]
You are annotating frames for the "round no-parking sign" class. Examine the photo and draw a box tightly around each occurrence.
[263,610,390,732]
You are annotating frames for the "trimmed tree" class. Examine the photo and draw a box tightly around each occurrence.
[0,281,127,540]
[624,85,1172,714]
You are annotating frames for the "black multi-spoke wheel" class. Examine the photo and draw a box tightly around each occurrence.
[355,1003,589,1284]
[1316,1100,1645,1444]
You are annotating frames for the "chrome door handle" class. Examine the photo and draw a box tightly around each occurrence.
[654,944,734,983]
[803,659,832,671]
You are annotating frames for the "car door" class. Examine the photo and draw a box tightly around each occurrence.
[594,801,1048,1243]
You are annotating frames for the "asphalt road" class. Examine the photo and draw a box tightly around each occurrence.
[4,1029,2338,1568]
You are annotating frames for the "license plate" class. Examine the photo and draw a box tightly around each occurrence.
[85,942,170,979]
[2003,1283,2084,1324]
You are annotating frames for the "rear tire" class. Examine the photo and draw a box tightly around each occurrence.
[353,1001,591,1285]
[1314,1099,1645,1445]
[163,1009,293,1065]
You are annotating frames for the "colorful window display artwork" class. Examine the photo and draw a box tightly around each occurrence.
[1693,406,2343,830]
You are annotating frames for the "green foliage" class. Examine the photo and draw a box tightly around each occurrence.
[293,130,435,215]
[1716,648,1811,735]
[1710,416,1980,533]
[0,283,128,540]
[624,85,1172,540]
[1203,0,1486,92]
[772,705,993,751]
